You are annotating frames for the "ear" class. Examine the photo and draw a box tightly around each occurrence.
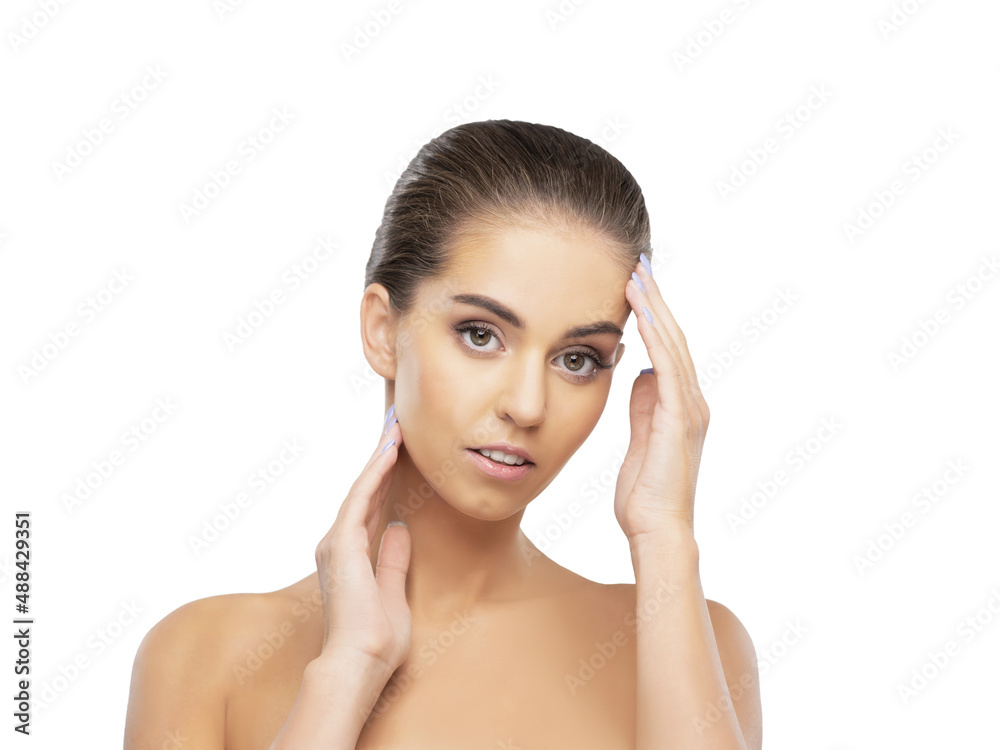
[360,283,399,379]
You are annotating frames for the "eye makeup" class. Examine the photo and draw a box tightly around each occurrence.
[450,320,614,383]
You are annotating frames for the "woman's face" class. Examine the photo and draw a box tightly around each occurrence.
[386,220,632,520]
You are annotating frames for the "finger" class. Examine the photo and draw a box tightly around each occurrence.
[618,371,658,498]
[631,262,691,398]
[364,453,399,547]
[633,260,704,404]
[625,274,687,417]
[375,523,411,622]
[338,420,403,533]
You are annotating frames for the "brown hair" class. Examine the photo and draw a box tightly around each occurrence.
[364,119,651,317]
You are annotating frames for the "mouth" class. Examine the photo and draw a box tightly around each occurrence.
[469,443,535,465]
[465,447,535,481]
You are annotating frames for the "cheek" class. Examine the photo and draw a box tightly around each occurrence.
[394,338,463,449]
[548,386,610,448]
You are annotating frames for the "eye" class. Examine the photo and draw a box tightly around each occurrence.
[451,321,611,383]
[560,351,599,378]
[454,321,503,352]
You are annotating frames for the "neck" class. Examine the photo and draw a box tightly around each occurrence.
[368,442,545,624]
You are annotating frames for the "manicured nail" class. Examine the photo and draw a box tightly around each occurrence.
[639,252,652,278]
[642,306,654,326]
[380,439,395,454]
[383,403,395,426]
[387,520,408,528]
[640,367,654,375]
[384,414,397,435]
[631,271,645,294]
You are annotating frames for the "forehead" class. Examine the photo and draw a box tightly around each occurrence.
[420,222,632,327]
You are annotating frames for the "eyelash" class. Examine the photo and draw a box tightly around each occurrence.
[451,321,613,383]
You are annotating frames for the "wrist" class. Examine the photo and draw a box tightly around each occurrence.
[306,647,396,705]
[629,525,700,573]
[311,644,396,677]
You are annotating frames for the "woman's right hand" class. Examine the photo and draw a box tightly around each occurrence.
[313,406,411,676]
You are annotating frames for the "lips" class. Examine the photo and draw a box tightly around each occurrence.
[470,442,535,464]
[465,448,535,481]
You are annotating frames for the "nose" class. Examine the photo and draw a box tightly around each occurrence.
[496,353,547,428]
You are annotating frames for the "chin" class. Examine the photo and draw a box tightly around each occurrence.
[431,483,527,522]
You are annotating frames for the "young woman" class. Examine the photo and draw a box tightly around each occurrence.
[124,120,762,749]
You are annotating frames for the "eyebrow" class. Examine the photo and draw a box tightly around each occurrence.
[450,293,624,339]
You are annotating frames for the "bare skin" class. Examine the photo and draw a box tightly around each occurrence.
[124,218,761,749]
[127,568,745,749]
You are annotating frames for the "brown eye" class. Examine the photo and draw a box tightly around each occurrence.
[454,321,502,352]
[560,351,600,378]
[469,328,492,347]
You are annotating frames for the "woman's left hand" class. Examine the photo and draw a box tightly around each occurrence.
[614,254,711,543]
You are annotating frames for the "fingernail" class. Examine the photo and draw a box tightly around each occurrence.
[640,367,654,375]
[380,439,396,454]
[631,271,645,294]
[639,252,652,278]
[384,414,397,435]
[387,520,408,528]
[642,306,654,326]
[383,403,395,426]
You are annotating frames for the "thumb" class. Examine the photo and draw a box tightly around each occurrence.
[628,369,657,451]
[619,369,657,495]
[375,522,411,615]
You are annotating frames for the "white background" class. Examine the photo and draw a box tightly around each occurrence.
[2,0,999,747]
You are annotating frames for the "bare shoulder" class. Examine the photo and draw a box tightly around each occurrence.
[704,599,755,657]
[600,582,756,646]
[124,588,292,749]
[703,598,762,750]
[597,584,762,749]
